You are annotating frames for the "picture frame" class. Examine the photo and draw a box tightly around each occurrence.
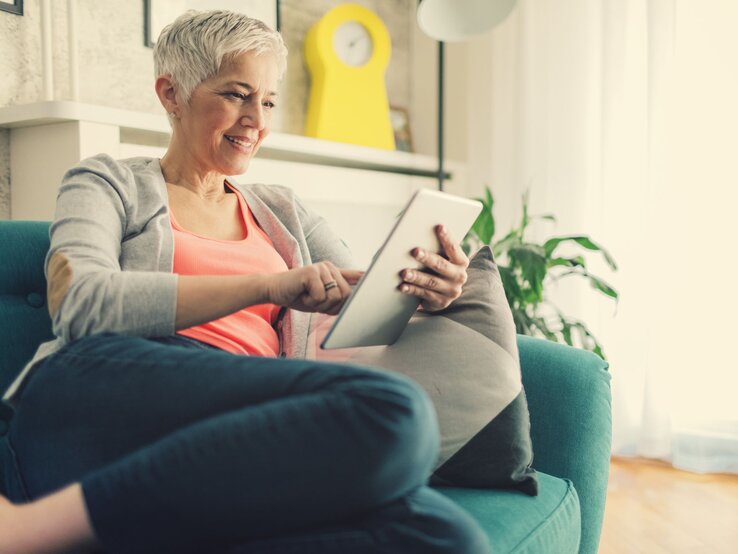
[390,106,414,153]
[144,0,279,48]
[0,0,23,16]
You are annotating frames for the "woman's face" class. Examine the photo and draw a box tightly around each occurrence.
[176,50,279,177]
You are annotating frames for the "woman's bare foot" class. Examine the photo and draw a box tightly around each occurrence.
[0,486,99,554]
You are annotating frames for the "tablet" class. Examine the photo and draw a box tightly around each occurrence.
[321,188,482,349]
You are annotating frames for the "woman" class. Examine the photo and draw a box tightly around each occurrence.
[0,10,489,554]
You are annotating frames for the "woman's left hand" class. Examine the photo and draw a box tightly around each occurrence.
[399,224,469,312]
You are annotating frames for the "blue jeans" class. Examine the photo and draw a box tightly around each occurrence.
[2,333,490,554]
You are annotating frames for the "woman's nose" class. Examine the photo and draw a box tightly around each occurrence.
[240,105,265,131]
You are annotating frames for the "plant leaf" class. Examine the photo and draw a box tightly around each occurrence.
[557,313,607,359]
[572,321,606,359]
[508,245,547,303]
[512,308,529,335]
[498,265,522,310]
[555,268,619,302]
[547,255,586,269]
[530,315,558,342]
[560,320,574,346]
[471,187,492,209]
[492,228,521,259]
[583,273,619,301]
[467,187,496,245]
[477,213,495,245]
[544,235,618,270]
[532,214,557,223]
[520,191,530,237]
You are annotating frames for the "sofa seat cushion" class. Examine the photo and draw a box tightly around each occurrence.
[437,471,581,553]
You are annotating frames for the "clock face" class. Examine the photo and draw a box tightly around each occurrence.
[333,21,373,67]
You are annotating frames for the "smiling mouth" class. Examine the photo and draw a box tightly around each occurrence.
[225,135,255,150]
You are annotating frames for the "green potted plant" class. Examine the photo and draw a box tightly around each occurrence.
[463,187,618,359]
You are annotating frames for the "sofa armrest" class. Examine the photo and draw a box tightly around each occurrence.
[0,221,54,394]
[517,334,611,554]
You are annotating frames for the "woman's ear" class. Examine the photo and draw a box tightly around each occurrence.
[155,75,179,117]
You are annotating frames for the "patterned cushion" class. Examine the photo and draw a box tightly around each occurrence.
[309,246,538,494]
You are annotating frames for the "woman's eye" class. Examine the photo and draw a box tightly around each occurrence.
[223,92,275,109]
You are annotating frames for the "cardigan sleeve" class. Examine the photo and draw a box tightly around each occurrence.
[48,154,178,343]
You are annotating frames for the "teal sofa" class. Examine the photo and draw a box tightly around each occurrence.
[0,220,612,553]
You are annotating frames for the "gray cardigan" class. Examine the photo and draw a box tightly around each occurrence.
[3,154,353,403]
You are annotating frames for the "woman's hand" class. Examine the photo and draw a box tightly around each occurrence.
[399,225,469,312]
[268,262,363,315]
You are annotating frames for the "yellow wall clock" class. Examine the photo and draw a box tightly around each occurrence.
[304,3,395,150]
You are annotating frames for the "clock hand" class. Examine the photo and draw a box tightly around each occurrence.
[348,34,369,48]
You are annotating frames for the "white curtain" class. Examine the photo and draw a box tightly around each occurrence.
[473,0,738,473]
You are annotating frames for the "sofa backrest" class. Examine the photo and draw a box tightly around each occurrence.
[0,221,54,394]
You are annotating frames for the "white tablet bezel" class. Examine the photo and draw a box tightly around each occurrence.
[321,188,482,349]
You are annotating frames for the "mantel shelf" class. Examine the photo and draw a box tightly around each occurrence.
[0,101,452,179]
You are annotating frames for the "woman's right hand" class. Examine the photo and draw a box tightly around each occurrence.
[267,262,363,315]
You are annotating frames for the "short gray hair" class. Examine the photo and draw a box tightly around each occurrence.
[153,10,288,103]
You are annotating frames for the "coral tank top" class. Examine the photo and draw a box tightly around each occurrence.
[170,183,288,356]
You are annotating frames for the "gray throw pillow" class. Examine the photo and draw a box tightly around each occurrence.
[308,246,538,494]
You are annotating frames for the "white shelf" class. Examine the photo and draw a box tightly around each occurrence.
[0,100,170,132]
[0,101,451,178]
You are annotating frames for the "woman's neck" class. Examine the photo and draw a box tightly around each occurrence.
[160,148,228,202]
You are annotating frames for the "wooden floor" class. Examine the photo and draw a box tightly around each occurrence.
[599,457,738,553]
